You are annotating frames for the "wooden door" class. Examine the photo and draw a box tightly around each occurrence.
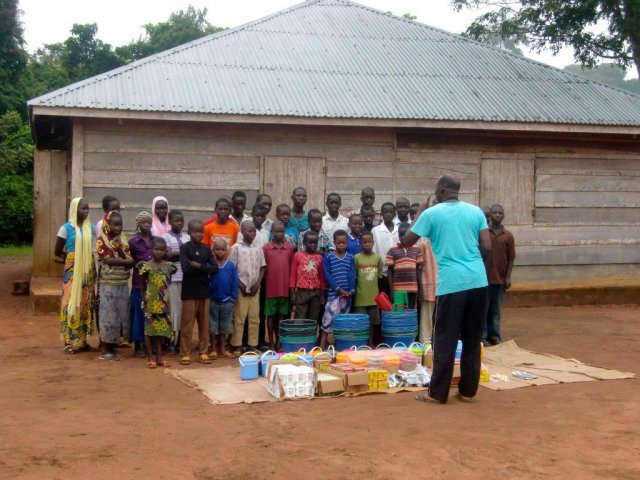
[263,156,326,213]
[33,150,68,277]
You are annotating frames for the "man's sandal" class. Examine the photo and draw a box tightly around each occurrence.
[198,354,211,364]
[179,356,191,365]
[415,392,444,404]
[455,392,475,403]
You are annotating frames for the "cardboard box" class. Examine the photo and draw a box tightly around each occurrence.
[423,350,433,369]
[451,363,461,386]
[315,369,345,396]
[266,362,315,400]
[313,353,333,370]
[322,368,369,394]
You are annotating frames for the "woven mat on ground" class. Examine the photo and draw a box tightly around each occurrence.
[167,366,424,405]
[479,340,636,391]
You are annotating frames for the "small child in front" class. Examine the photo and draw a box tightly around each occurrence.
[346,214,364,255]
[321,230,355,348]
[208,238,238,359]
[298,208,334,254]
[229,220,266,355]
[386,223,424,309]
[137,237,177,368]
[290,231,326,322]
[274,203,299,249]
[353,231,384,347]
[180,219,218,365]
[263,220,295,350]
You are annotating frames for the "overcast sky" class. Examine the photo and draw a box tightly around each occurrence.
[20,0,578,70]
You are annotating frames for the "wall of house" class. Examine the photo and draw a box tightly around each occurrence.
[32,117,640,281]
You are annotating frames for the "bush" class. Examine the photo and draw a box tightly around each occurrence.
[0,174,33,245]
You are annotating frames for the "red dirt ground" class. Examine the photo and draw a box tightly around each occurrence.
[1,257,639,480]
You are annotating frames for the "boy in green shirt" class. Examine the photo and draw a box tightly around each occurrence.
[353,231,384,347]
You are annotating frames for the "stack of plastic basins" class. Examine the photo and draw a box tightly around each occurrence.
[279,319,317,352]
[381,310,418,346]
[333,314,370,350]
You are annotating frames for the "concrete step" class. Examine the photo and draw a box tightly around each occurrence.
[30,276,61,315]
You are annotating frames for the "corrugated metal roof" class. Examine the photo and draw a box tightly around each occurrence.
[28,0,640,126]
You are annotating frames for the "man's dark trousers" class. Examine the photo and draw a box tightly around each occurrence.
[429,286,489,403]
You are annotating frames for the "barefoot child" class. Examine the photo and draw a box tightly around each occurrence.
[386,223,424,309]
[162,210,190,353]
[96,211,134,360]
[180,220,218,365]
[229,220,266,355]
[263,220,295,350]
[346,214,364,256]
[128,211,154,357]
[208,238,238,359]
[290,231,326,324]
[353,232,384,347]
[321,230,355,348]
[137,237,176,368]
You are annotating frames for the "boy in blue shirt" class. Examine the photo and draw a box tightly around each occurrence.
[208,238,238,359]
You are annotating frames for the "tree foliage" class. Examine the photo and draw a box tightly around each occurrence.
[116,6,223,62]
[452,0,640,77]
[564,63,640,94]
[0,0,28,114]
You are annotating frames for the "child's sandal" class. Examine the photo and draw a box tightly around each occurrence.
[208,351,218,360]
[198,354,211,364]
[179,356,192,365]
[157,360,170,368]
[222,351,234,359]
[146,361,157,369]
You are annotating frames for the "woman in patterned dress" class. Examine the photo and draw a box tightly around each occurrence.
[137,237,177,368]
[53,198,96,353]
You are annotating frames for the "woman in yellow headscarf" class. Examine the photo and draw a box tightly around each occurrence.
[54,197,97,353]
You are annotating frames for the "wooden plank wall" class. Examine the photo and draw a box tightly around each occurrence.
[32,150,68,277]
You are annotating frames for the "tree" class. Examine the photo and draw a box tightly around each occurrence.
[0,0,28,114]
[117,6,223,62]
[452,1,640,78]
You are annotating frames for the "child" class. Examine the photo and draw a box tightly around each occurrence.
[95,195,120,239]
[255,194,274,232]
[229,220,266,355]
[321,230,355,348]
[204,197,241,249]
[273,203,299,249]
[231,191,251,225]
[151,196,171,236]
[238,204,270,249]
[180,219,218,365]
[394,197,411,225]
[419,236,438,344]
[263,221,295,350]
[290,231,326,322]
[298,208,334,254]
[128,211,154,357]
[346,213,364,255]
[353,231,383,347]
[54,197,96,354]
[409,203,421,223]
[96,211,134,360]
[162,209,190,353]
[209,238,238,359]
[360,205,375,233]
[372,202,399,293]
[483,204,516,346]
[137,237,176,368]
[386,223,424,309]
[289,187,309,233]
[322,192,349,239]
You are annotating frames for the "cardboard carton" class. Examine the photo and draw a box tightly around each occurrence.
[315,369,345,396]
[423,351,461,386]
[322,368,369,394]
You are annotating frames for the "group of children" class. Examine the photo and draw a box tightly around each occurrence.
[55,186,513,369]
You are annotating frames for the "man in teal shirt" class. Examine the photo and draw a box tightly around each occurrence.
[403,175,491,404]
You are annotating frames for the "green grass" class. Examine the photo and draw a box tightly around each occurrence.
[0,244,33,256]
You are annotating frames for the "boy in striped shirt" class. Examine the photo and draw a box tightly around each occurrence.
[386,223,424,309]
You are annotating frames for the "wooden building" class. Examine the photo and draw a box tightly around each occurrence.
[28,0,640,283]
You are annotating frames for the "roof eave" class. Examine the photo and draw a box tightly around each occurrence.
[29,105,640,136]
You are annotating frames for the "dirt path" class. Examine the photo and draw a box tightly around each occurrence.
[1,257,638,479]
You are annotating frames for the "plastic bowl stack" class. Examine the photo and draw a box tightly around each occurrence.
[279,319,317,352]
[381,310,418,346]
[333,314,370,350]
